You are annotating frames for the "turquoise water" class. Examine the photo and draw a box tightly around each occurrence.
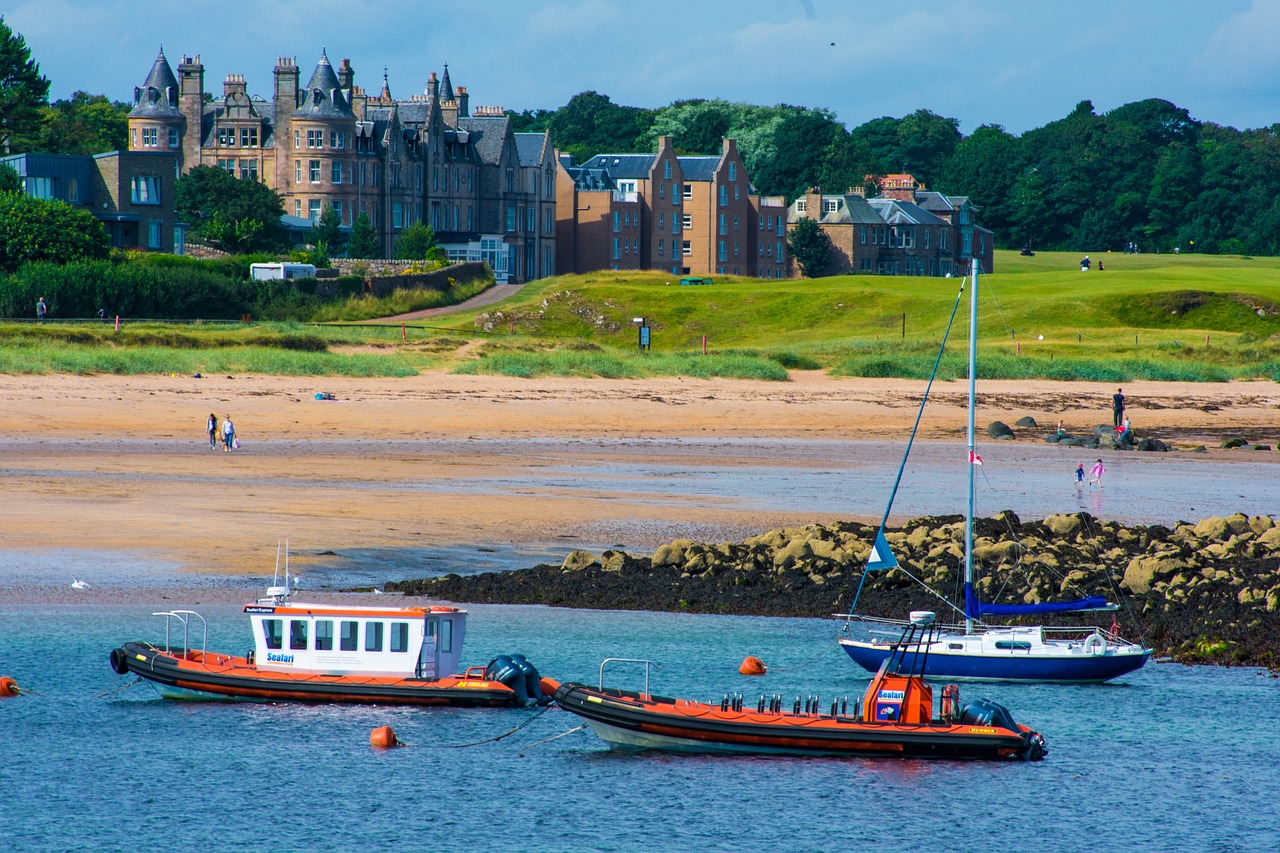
[2,579,1278,852]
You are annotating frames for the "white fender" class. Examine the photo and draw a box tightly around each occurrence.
[1083,632,1108,655]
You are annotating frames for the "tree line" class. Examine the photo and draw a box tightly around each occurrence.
[6,16,1280,255]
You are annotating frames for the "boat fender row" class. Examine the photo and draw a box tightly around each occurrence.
[109,648,131,676]
[485,654,553,707]
[720,693,745,712]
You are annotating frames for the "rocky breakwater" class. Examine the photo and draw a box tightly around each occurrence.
[387,512,1280,670]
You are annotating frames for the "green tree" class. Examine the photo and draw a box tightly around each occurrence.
[347,210,380,258]
[895,108,962,187]
[0,161,19,193]
[646,99,735,153]
[0,17,49,154]
[549,91,656,162]
[0,193,109,272]
[38,91,128,154]
[311,203,346,257]
[175,165,284,252]
[939,125,1023,245]
[394,221,438,260]
[787,217,831,278]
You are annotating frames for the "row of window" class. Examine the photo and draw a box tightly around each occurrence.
[294,129,348,151]
[134,127,181,149]
[260,617,453,654]
[216,126,260,148]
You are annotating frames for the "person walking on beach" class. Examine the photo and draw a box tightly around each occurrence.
[207,413,218,449]
[221,414,236,452]
[1075,463,1085,495]
[1112,388,1125,427]
[1088,458,1105,489]
[36,297,47,323]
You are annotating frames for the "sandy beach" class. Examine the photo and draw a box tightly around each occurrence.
[2,371,1277,579]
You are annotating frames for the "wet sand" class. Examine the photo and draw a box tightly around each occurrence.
[1,372,1277,584]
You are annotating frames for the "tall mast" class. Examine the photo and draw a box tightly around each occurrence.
[964,263,979,635]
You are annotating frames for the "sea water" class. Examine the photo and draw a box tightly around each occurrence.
[2,563,1278,852]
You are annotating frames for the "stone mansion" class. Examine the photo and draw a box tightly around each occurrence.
[127,50,555,282]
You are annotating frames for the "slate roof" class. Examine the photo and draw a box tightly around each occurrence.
[130,50,182,118]
[564,166,615,191]
[515,132,546,167]
[825,194,884,225]
[677,155,720,182]
[293,51,355,119]
[867,198,949,227]
[457,115,510,166]
[578,153,656,179]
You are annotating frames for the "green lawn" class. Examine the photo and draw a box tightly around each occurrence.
[8,250,1280,380]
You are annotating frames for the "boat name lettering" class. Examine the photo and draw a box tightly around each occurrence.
[245,606,275,614]
[967,727,998,734]
[877,690,905,701]
[455,680,490,688]
[266,652,294,664]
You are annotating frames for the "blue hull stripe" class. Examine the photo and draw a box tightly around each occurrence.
[840,642,1151,683]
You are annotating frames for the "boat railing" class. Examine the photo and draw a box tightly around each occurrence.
[598,658,659,697]
[152,610,208,660]
[838,613,1124,643]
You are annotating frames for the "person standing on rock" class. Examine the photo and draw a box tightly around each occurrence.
[1088,458,1105,489]
[1112,388,1126,427]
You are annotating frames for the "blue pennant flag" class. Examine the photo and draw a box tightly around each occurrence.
[865,528,898,571]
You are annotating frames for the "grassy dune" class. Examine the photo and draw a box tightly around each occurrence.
[6,250,1280,379]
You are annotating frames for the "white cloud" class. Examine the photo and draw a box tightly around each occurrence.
[1193,0,1280,83]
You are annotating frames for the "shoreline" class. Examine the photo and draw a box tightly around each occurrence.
[1,371,1276,582]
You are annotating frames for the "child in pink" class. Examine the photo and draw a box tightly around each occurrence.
[1088,458,1105,488]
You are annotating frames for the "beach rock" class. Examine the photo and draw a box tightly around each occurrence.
[600,549,630,572]
[561,550,598,571]
[1194,517,1231,542]
[1221,437,1248,449]
[651,539,696,567]
[987,421,1015,439]
[1044,513,1083,536]
[1015,416,1038,428]
[1136,437,1169,452]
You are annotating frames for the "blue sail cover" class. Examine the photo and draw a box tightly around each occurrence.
[964,583,1109,619]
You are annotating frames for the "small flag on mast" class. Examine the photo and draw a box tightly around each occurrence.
[969,450,983,466]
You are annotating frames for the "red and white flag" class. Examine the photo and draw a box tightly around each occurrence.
[969,450,983,466]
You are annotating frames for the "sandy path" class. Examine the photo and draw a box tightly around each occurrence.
[1,372,1276,576]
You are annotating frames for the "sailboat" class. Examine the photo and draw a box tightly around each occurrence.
[837,263,1152,683]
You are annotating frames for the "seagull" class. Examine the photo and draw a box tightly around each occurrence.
[71,579,91,591]
[373,588,385,595]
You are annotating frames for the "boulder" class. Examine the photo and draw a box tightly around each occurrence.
[1221,437,1248,449]
[561,550,598,571]
[651,539,696,568]
[599,549,630,572]
[1193,517,1231,542]
[1044,513,1083,536]
[1015,416,1038,428]
[1123,554,1187,594]
[1136,437,1169,452]
[987,421,1015,439]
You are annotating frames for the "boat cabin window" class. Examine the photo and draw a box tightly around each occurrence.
[290,620,308,650]
[948,643,964,650]
[315,620,334,651]
[262,619,283,650]
[994,640,1032,651]
[390,622,409,653]
[439,618,452,653]
[365,621,384,652]
[340,620,358,651]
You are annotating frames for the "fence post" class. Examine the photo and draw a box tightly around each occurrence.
[402,323,406,341]
[702,334,707,355]
[1016,341,1020,356]
[114,315,120,332]
[901,313,906,339]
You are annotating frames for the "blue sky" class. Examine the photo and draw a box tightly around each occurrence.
[10,0,1280,134]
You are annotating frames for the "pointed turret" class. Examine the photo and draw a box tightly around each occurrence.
[294,49,355,118]
[440,63,455,102]
[130,48,182,117]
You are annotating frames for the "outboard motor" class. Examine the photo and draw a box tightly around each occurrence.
[508,654,552,705]
[485,655,534,706]
[960,697,1020,733]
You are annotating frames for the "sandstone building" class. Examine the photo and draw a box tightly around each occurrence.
[127,50,553,282]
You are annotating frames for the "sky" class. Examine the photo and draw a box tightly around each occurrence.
[10,0,1280,135]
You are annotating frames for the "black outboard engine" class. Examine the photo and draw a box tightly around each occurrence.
[485,654,552,706]
[960,697,1019,732]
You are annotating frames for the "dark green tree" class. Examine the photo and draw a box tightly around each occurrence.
[38,91,128,154]
[394,220,437,260]
[738,106,845,200]
[347,210,380,258]
[0,17,50,153]
[311,203,346,257]
[0,193,109,272]
[938,124,1022,245]
[787,217,832,278]
[175,165,284,252]
[0,161,19,193]
[549,91,656,162]
[646,99,735,153]
[895,108,962,187]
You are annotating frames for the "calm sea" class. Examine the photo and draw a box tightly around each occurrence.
[2,555,1278,853]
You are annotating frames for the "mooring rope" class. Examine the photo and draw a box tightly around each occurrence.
[436,704,555,748]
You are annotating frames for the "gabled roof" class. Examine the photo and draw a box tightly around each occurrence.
[514,133,548,167]
[457,115,510,165]
[293,51,355,119]
[578,153,655,179]
[564,166,615,191]
[867,198,949,227]
[826,194,884,225]
[130,50,182,118]
[915,190,977,213]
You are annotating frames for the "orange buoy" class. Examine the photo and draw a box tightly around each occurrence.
[0,676,18,697]
[739,656,767,676]
[370,726,399,749]
[539,676,561,696]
